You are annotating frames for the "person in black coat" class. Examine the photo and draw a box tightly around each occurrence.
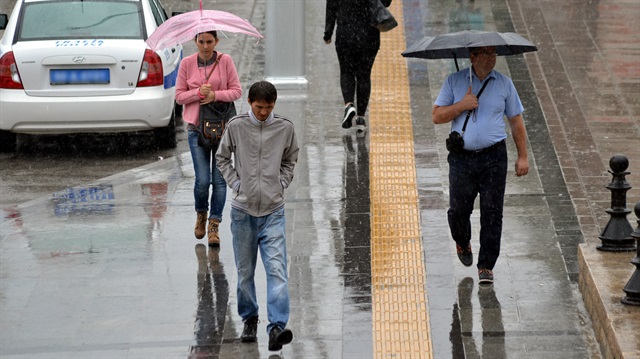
[324,0,392,130]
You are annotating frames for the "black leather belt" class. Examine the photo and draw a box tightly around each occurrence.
[463,140,505,155]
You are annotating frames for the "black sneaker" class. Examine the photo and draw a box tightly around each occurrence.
[268,326,293,351]
[478,268,494,284]
[355,116,366,130]
[456,243,473,267]
[240,316,259,342]
[342,105,356,129]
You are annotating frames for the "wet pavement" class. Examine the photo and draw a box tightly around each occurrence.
[1,0,640,358]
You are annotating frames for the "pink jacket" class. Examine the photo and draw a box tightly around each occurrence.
[175,52,242,126]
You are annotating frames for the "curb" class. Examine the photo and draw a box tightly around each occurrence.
[578,243,640,359]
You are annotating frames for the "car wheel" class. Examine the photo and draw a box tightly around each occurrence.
[154,110,177,150]
[0,130,17,153]
[174,102,183,122]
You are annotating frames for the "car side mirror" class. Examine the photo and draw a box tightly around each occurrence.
[171,11,184,17]
[0,14,8,30]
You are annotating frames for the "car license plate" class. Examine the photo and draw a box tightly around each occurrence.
[50,69,110,85]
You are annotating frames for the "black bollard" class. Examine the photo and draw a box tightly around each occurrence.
[622,201,640,306]
[597,154,636,252]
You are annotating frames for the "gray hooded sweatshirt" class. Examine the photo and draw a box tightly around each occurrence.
[215,111,299,217]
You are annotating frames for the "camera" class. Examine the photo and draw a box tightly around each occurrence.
[446,131,465,153]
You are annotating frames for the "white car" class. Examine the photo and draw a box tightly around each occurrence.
[0,0,183,152]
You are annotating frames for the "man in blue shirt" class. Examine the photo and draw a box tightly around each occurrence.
[433,46,529,284]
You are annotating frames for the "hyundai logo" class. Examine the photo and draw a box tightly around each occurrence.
[72,56,86,63]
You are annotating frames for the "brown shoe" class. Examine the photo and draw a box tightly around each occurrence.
[208,218,220,246]
[194,211,207,239]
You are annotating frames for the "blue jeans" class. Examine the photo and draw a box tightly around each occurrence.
[231,206,289,334]
[447,141,507,270]
[188,130,227,220]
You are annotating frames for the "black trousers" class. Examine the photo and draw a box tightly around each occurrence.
[447,141,508,270]
[335,30,380,117]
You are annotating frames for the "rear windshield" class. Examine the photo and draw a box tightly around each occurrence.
[18,0,144,40]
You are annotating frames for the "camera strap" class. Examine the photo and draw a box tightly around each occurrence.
[461,77,492,134]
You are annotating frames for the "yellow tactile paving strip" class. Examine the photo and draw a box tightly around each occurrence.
[368,1,433,358]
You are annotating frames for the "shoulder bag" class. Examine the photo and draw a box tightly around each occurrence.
[197,53,237,150]
[372,0,398,32]
[446,78,492,153]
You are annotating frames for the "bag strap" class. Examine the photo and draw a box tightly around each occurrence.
[203,52,221,83]
[198,52,225,126]
[198,53,221,126]
[461,77,492,134]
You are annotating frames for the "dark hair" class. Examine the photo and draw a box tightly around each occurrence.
[470,46,495,55]
[248,81,277,104]
[194,31,217,40]
[469,47,483,55]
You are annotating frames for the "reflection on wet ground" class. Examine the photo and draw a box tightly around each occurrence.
[450,278,505,359]
[189,245,229,358]
[0,128,190,208]
[341,134,373,357]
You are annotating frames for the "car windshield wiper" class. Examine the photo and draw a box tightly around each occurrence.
[67,11,138,30]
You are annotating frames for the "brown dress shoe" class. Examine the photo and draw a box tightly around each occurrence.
[194,211,207,239]
[208,218,220,246]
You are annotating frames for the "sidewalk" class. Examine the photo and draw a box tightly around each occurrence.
[0,0,639,358]
[501,0,640,357]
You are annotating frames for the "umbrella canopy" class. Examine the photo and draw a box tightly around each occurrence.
[401,30,537,60]
[146,9,263,51]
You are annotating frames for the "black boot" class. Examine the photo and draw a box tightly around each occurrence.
[240,316,259,342]
[268,326,293,351]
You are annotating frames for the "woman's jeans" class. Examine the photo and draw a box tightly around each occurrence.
[231,207,289,334]
[447,141,508,270]
[188,130,227,221]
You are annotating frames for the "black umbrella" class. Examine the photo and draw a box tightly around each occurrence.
[401,30,537,71]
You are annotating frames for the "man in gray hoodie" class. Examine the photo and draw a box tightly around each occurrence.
[215,81,299,351]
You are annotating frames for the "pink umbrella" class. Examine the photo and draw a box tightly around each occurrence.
[146,1,262,51]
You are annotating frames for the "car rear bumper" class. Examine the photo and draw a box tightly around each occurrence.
[0,87,175,134]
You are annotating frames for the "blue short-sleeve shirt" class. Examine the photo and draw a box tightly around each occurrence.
[434,68,524,150]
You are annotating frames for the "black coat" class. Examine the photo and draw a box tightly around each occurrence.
[324,0,392,47]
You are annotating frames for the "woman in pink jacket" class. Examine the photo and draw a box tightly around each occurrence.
[175,31,242,246]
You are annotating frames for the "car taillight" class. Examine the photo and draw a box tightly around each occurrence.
[0,52,24,89]
[137,49,163,87]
